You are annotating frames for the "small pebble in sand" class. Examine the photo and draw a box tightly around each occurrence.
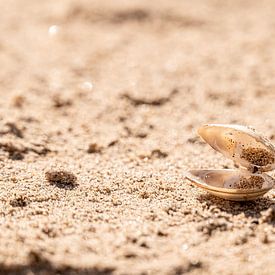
[151,149,168,158]
[241,147,274,166]
[45,170,77,187]
[52,95,72,108]
[235,176,264,189]
[259,233,269,244]
[87,143,102,154]
[12,94,25,108]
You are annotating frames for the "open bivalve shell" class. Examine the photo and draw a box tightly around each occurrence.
[185,124,275,201]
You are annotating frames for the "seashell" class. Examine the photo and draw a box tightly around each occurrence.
[185,124,275,201]
[198,124,275,172]
[186,169,274,201]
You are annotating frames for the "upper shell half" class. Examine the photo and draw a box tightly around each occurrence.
[198,124,275,172]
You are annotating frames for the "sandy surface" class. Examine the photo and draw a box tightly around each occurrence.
[0,0,275,274]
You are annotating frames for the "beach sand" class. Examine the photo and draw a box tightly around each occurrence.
[0,0,274,274]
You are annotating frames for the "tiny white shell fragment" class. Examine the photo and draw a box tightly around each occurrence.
[48,25,59,37]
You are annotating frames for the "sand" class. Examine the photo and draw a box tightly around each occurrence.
[0,0,274,274]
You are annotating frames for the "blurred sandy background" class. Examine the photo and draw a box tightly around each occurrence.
[0,0,274,274]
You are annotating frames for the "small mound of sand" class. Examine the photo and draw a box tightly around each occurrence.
[45,170,77,188]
